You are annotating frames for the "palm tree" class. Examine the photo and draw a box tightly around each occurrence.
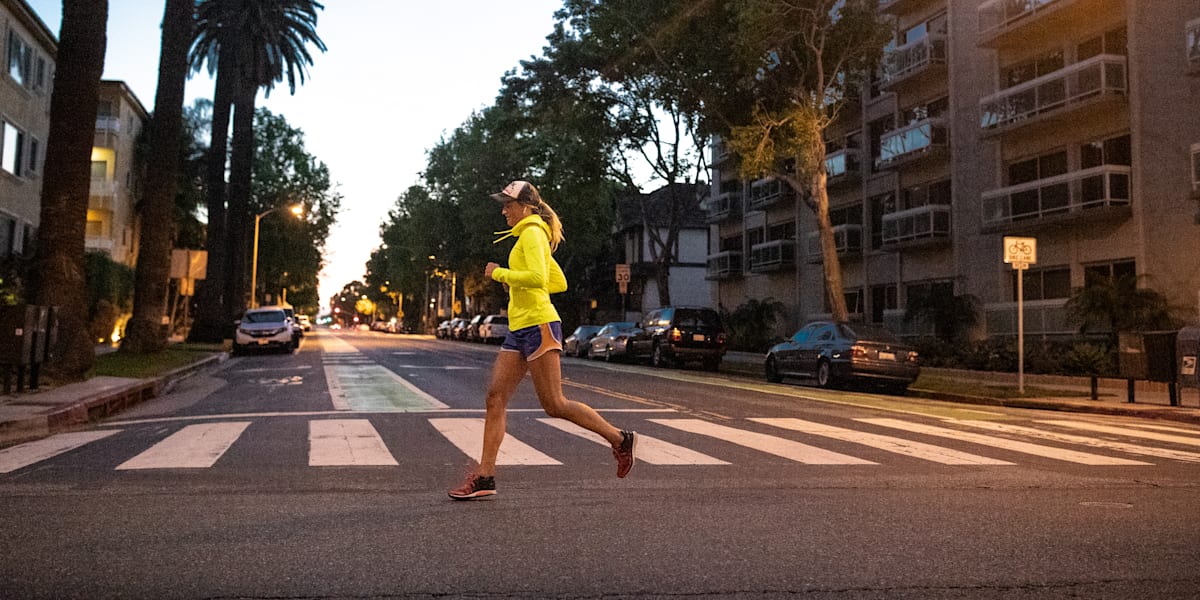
[188,0,326,340]
[1065,273,1174,346]
[32,0,109,379]
[904,292,981,344]
[122,0,196,353]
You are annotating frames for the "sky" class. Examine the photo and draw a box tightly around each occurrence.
[28,0,564,308]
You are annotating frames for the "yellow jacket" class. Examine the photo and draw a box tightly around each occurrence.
[491,215,567,330]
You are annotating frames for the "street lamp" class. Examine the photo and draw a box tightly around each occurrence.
[250,204,303,308]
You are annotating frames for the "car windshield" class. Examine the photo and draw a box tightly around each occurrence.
[244,310,286,324]
[675,309,721,329]
[838,323,900,342]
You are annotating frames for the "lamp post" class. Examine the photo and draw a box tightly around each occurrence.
[251,204,303,308]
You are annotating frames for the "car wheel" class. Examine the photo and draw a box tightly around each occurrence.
[651,344,667,368]
[604,346,614,362]
[765,356,783,383]
[816,360,834,388]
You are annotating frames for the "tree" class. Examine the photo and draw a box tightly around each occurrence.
[32,0,108,379]
[904,292,980,344]
[1065,273,1175,346]
[123,0,196,354]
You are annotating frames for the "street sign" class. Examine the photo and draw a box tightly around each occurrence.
[1002,236,1036,269]
[615,263,630,295]
[170,249,208,280]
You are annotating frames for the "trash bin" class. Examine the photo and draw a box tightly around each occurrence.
[1118,331,1177,382]
[1178,326,1200,389]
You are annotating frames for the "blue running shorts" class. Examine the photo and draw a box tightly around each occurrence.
[501,321,563,361]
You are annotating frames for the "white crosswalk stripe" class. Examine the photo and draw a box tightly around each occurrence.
[650,418,876,465]
[308,419,398,466]
[117,422,250,470]
[429,418,561,465]
[0,431,121,473]
[952,419,1200,463]
[859,418,1150,465]
[751,418,1014,465]
[538,418,729,465]
[1037,421,1200,447]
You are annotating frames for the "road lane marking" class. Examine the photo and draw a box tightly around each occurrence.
[0,431,121,473]
[859,418,1150,465]
[751,418,1013,465]
[951,420,1200,463]
[308,419,398,466]
[1037,421,1200,447]
[116,422,250,470]
[100,408,676,428]
[429,418,561,466]
[649,418,875,465]
[321,335,449,411]
[538,418,729,465]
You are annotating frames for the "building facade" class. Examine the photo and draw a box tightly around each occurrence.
[88,80,148,267]
[0,0,54,262]
[707,0,1200,340]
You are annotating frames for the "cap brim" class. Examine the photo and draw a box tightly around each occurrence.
[490,192,516,202]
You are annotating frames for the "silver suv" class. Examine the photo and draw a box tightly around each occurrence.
[234,308,295,355]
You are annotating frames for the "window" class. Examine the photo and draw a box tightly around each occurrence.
[2,123,25,176]
[719,234,742,253]
[870,284,898,324]
[1084,260,1135,288]
[91,160,108,179]
[1077,27,1127,61]
[767,220,795,242]
[0,212,15,259]
[7,30,33,88]
[1010,266,1070,302]
[869,115,895,167]
[1081,134,1131,169]
[905,279,954,309]
[869,193,896,250]
[829,204,862,227]
[1008,150,1068,185]
[1002,50,1065,88]
[901,96,949,125]
[844,288,863,315]
[901,179,951,210]
[747,227,764,247]
[26,137,38,175]
[85,219,103,238]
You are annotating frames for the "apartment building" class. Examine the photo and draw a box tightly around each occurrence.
[88,80,148,267]
[0,0,53,262]
[707,0,1200,340]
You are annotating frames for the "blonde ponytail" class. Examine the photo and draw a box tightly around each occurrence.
[534,199,564,252]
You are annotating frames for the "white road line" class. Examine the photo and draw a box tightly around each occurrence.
[116,422,250,470]
[537,418,729,465]
[1121,423,1200,435]
[308,419,398,466]
[0,431,121,473]
[1038,421,1200,447]
[101,407,676,428]
[859,418,1150,466]
[751,418,1014,465]
[428,418,561,466]
[649,418,875,465]
[952,420,1200,464]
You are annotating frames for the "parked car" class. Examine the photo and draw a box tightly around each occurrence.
[478,315,509,344]
[260,304,301,349]
[586,322,641,362]
[564,325,603,358]
[764,321,920,394]
[465,314,487,342]
[296,314,312,332]
[628,306,726,371]
[233,307,295,355]
[451,317,473,341]
[435,320,454,339]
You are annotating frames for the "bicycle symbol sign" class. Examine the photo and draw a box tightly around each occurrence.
[1002,236,1037,268]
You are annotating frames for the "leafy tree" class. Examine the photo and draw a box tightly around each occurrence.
[32,0,109,379]
[723,297,788,352]
[1065,273,1175,345]
[123,0,195,354]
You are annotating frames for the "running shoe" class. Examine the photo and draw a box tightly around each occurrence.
[448,473,496,500]
[612,430,637,478]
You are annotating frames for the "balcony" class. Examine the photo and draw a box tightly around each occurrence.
[95,116,121,133]
[879,34,947,90]
[980,54,1126,135]
[805,224,863,262]
[875,117,948,169]
[882,204,951,247]
[977,0,1115,49]
[705,251,743,280]
[825,148,861,187]
[711,139,734,167]
[1188,18,1200,75]
[90,177,117,198]
[84,236,115,253]
[705,190,743,223]
[748,240,796,274]
[981,164,1131,230]
[878,0,941,15]
[748,178,792,212]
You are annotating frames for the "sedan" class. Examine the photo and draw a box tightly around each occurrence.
[765,321,920,394]
[478,315,509,344]
[586,322,641,362]
[564,325,602,358]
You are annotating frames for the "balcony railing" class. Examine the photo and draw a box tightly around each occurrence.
[880,34,947,88]
[980,54,1126,132]
[881,204,951,245]
[981,164,1131,228]
[705,251,743,280]
[748,240,796,273]
[89,177,117,197]
[1188,18,1200,73]
[875,117,948,169]
[805,224,862,261]
[705,190,742,223]
[978,0,1071,44]
[825,148,861,184]
[984,299,1073,337]
[84,236,115,252]
[748,178,791,212]
[95,116,120,132]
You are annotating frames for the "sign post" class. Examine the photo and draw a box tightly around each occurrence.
[1003,237,1037,394]
[615,264,631,321]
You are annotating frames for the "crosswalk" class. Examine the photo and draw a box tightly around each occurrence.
[2,414,1200,474]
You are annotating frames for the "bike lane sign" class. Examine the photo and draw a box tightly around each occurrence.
[1003,236,1037,269]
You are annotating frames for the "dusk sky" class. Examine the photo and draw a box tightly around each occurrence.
[27,0,563,308]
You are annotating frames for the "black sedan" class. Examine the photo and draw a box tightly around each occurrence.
[764,321,919,393]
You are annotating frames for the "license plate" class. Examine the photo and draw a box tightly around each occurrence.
[257,339,269,345]
[693,334,706,342]
[879,351,895,361]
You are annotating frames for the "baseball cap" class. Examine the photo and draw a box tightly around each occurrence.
[490,180,540,204]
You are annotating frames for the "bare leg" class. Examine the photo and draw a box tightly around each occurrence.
[527,350,622,446]
[477,351,527,477]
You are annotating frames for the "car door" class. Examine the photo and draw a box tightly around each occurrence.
[804,324,838,373]
[628,310,661,356]
[778,323,818,373]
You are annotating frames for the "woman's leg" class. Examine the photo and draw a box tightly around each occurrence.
[477,350,528,477]
[527,350,622,446]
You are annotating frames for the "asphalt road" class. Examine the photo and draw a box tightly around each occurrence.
[1,329,1198,599]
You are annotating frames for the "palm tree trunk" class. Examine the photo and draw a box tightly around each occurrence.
[188,54,235,343]
[123,0,193,354]
[32,0,108,380]
[225,81,257,315]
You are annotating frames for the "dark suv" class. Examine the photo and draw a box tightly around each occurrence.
[630,306,726,371]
